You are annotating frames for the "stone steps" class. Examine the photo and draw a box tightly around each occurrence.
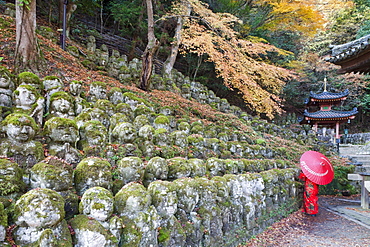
[339,144,370,173]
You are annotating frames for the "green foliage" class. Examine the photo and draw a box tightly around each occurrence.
[319,166,358,195]
[109,0,146,37]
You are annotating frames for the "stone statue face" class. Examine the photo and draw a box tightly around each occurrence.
[43,79,63,91]
[109,91,123,105]
[84,124,107,146]
[51,98,72,114]
[70,83,82,96]
[15,189,64,228]
[7,124,35,143]
[49,123,78,144]
[90,84,107,100]
[0,159,24,196]
[0,75,12,89]
[14,87,36,109]
[112,122,136,143]
[80,187,113,221]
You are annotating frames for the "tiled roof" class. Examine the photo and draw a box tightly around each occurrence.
[309,89,349,101]
[303,108,358,119]
[325,34,370,74]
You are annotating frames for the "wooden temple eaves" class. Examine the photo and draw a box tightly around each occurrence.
[326,34,370,74]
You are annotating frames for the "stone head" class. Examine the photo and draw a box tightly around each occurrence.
[111,122,137,143]
[80,120,107,147]
[50,91,75,115]
[13,85,39,110]
[44,117,78,144]
[2,113,38,143]
[14,188,65,228]
[17,72,43,90]
[89,82,107,101]
[79,186,113,221]
[0,158,24,196]
[30,158,73,191]
[43,76,63,92]
[0,66,14,90]
[69,81,83,97]
[108,87,123,105]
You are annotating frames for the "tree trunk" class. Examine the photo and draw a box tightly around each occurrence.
[139,0,159,91]
[162,1,191,77]
[15,0,40,72]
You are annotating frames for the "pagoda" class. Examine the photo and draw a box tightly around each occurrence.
[300,79,358,143]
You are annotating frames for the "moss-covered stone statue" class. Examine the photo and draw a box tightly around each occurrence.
[0,158,25,198]
[42,76,64,113]
[69,80,89,115]
[0,66,15,109]
[78,120,108,156]
[70,186,122,246]
[12,188,72,246]
[88,81,107,102]
[49,91,75,119]
[44,117,81,167]
[30,157,79,219]
[74,157,113,196]
[114,182,160,247]
[13,85,45,126]
[110,122,137,144]
[0,113,44,169]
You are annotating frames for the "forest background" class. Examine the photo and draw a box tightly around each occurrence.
[2,0,370,132]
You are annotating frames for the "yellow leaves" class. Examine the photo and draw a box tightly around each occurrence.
[254,0,326,36]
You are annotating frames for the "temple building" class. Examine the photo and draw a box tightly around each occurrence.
[326,34,370,74]
[300,79,358,143]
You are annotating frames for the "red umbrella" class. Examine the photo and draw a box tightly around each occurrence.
[300,151,334,185]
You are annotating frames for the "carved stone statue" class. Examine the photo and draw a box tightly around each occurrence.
[0,66,15,109]
[12,188,72,246]
[71,186,122,245]
[43,76,64,112]
[78,120,108,156]
[88,81,107,102]
[0,113,44,169]
[0,158,25,198]
[69,80,89,115]
[13,85,44,125]
[44,117,81,166]
[49,91,75,119]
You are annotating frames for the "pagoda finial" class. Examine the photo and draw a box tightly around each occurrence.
[323,77,327,92]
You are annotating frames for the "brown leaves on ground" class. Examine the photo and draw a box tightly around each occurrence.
[241,210,308,247]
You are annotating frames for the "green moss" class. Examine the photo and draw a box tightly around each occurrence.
[158,228,171,243]
[2,113,39,132]
[0,159,25,196]
[120,216,142,247]
[256,138,266,145]
[123,92,151,107]
[134,105,153,116]
[14,188,65,222]
[91,81,107,88]
[17,72,42,88]
[50,91,74,104]
[44,117,77,135]
[13,84,40,98]
[70,215,118,244]
[154,115,169,125]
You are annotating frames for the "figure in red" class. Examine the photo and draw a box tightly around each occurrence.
[299,172,319,216]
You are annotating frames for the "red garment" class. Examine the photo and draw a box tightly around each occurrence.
[299,172,319,215]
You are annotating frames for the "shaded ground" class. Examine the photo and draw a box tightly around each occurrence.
[243,195,370,247]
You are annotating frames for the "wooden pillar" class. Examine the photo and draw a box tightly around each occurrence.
[335,121,340,139]
[314,122,318,132]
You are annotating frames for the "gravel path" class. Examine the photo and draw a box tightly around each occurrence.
[244,195,370,247]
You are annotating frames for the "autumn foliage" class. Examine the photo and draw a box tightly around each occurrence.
[181,0,295,119]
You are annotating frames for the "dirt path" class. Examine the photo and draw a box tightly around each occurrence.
[244,195,370,247]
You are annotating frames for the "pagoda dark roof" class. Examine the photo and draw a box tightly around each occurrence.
[325,34,370,74]
[303,108,358,119]
[309,89,349,101]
